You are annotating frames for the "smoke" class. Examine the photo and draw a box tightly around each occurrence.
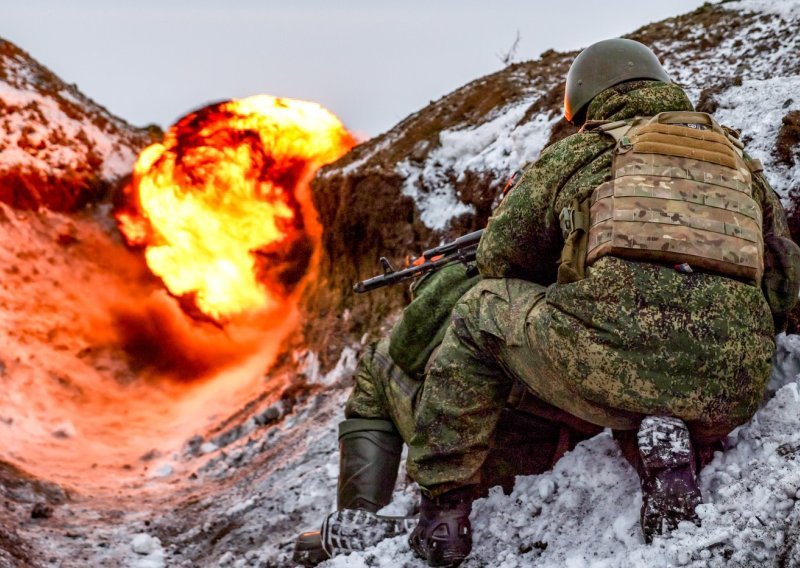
[46,218,284,384]
[111,291,264,382]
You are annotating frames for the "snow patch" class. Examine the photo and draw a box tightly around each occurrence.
[396,100,557,231]
[731,0,800,19]
[712,76,800,200]
[313,346,359,386]
[130,533,165,568]
[659,3,800,89]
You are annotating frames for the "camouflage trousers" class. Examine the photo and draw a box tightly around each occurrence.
[345,337,600,495]
[407,277,774,496]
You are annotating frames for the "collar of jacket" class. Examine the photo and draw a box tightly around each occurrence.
[585,80,694,123]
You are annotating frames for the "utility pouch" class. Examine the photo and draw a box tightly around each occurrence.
[557,196,591,284]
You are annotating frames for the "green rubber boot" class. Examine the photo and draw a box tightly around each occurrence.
[292,418,403,566]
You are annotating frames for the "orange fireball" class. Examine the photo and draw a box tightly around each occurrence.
[116,95,354,322]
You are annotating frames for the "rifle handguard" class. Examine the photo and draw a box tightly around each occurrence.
[353,229,484,294]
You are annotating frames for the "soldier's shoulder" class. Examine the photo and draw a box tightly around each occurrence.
[538,128,613,166]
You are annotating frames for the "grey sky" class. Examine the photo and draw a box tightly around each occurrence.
[4,0,707,136]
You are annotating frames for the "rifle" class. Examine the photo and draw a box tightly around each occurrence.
[353,229,484,294]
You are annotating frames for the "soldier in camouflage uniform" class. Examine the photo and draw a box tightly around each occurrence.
[294,263,603,566]
[407,39,800,566]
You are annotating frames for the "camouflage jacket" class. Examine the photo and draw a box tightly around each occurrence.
[477,80,799,330]
[389,263,480,378]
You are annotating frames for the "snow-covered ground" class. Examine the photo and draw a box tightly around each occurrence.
[316,334,800,567]
[713,76,800,198]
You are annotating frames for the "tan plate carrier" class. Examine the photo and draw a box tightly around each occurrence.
[560,111,764,283]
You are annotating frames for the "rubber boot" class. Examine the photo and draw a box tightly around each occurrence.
[409,486,474,567]
[637,416,703,543]
[292,418,403,567]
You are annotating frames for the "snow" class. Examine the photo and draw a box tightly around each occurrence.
[396,98,557,231]
[130,534,166,568]
[659,2,800,90]
[712,76,800,200]
[0,81,139,179]
[131,533,160,555]
[150,463,174,478]
[733,0,800,18]
[325,359,800,567]
[0,47,146,183]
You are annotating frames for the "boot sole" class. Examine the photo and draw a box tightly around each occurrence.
[321,509,417,556]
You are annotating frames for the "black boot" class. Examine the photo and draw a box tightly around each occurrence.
[637,416,703,543]
[292,418,403,567]
[409,486,473,567]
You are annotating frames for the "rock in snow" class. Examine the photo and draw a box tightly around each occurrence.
[131,533,160,555]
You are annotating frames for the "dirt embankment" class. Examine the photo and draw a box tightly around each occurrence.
[303,3,800,363]
[0,39,158,211]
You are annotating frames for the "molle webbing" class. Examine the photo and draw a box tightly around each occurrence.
[632,123,739,169]
[586,112,764,282]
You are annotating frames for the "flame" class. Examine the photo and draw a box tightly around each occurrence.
[116,95,354,322]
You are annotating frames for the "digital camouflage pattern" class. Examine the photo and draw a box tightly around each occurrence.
[346,263,481,438]
[390,264,480,379]
[476,81,694,281]
[407,81,799,497]
[345,268,600,495]
[345,326,589,495]
[345,336,421,443]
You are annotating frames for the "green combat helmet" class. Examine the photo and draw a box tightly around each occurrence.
[564,38,672,124]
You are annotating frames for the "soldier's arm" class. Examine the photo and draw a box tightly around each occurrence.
[754,172,800,332]
[476,132,611,284]
[475,138,578,283]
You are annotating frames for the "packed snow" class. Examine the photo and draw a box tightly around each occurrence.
[713,76,800,200]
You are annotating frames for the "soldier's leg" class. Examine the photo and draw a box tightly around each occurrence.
[294,339,408,566]
[408,279,546,566]
[407,280,527,496]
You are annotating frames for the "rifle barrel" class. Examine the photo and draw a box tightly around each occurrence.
[353,229,483,294]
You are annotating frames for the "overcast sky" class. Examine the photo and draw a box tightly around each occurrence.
[4,0,708,137]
